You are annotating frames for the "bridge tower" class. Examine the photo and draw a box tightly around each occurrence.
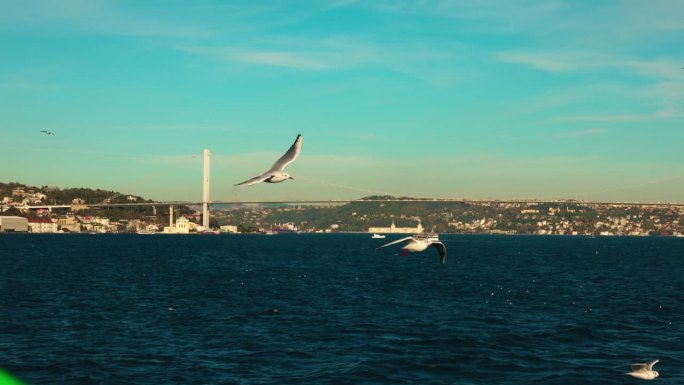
[202,149,210,229]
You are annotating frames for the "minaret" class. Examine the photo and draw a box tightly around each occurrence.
[202,149,210,229]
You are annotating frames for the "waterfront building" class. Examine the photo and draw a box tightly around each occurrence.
[220,225,239,233]
[56,216,82,233]
[28,218,58,233]
[368,220,424,234]
[163,216,192,234]
[0,216,29,232]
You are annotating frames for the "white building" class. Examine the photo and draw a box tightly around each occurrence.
[220,224,239,233]
[368,220,424,234]
[56,216,82,233]
[163,216,192,234]
[28,218,58,233]
[0,216,29,232]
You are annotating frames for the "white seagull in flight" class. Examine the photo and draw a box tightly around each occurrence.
[235,134,303,187]
[40,130,55,136]
[627,360,660,380]
[377,234,447,265]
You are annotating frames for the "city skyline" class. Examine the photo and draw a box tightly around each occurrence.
[1,1,683,203]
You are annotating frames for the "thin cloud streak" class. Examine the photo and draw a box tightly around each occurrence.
[556,108,681,122]
[497,51,684,82]
[496,51,615,73]
[557,128,606,138]
[176,44,366,71]
[176,36,472,84]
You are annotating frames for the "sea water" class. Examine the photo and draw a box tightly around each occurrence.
[1,234,682,384]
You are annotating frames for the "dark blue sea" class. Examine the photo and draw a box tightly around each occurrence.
[1,234,683,384]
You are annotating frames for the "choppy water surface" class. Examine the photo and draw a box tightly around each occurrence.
[1,234,683,384]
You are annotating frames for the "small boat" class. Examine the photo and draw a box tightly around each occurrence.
[371,233,386,239]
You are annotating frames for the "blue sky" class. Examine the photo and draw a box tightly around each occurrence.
[1,0,683,202]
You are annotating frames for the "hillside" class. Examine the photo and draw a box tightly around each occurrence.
[0,181,194,222]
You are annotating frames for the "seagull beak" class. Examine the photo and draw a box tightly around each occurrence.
[289,176,294,180]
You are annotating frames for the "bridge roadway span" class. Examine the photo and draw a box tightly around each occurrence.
[24,198,684,210]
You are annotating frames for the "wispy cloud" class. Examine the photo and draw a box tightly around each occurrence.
[556,108,681,122]
[176,32,385,70]
[557,128,605,138]
[498,51,684,81]
[626,59,684,81]
[495,51,615,73]
[177,46,348,70]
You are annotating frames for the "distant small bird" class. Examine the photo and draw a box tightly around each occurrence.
[235,134,302,187]
[40,130,55,136]
[377,233,447,265]
[627,359,660,380]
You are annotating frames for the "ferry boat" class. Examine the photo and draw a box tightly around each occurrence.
[371,233,386,239]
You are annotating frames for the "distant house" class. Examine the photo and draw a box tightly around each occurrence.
[28,218,58,233]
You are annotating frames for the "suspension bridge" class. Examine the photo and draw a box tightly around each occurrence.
[18,148,684,223]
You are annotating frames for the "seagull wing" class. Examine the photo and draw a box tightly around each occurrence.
[235,173,270,187]
[645,360,659,371]
[630,361,656,372]
[267,134,302,172]
[429,242,447,265]
[376,236,414,249]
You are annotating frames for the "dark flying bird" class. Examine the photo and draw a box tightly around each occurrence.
[377,233,447,265]
[40,130,55,136]
[235,134,303,187]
